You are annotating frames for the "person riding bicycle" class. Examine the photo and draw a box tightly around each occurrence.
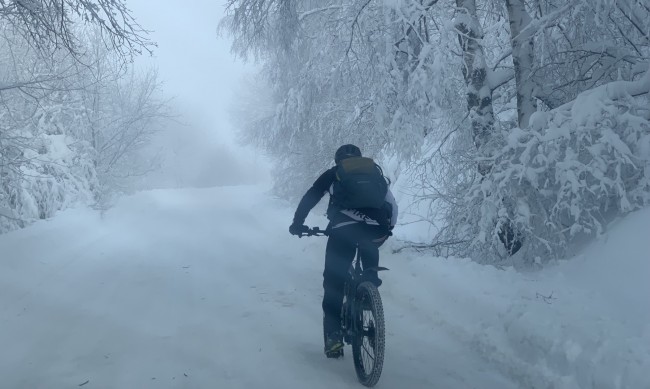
[289,144,398,358]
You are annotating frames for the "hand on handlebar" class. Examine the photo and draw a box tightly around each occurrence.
[289,224,327,237]
[304,227,327,237]
[289,223,309,236]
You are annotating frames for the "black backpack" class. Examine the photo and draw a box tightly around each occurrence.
[331,157,389,209]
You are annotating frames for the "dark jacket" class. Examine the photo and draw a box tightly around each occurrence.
[293,166,398,230]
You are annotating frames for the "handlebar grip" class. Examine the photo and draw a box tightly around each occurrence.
[301,227,328,237]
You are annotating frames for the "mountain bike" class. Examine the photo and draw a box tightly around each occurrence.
[303,227,388,387]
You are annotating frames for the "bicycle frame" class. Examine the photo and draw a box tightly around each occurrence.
[342,253,363,344]
[301,227,388,344]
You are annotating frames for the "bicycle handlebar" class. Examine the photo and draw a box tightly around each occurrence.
[300,227,328,237]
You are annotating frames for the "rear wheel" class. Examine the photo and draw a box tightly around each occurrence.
[351,281,385,387]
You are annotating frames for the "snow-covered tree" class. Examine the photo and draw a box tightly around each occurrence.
[223,0,650,264]
[0,20,167,232]
[223,0,450,195]
[429,0,650,262]
[0,26,96,230]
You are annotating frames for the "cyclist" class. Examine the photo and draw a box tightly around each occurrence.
[289,144,398,358]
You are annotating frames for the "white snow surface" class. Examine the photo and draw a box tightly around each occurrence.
[0,185,648,388]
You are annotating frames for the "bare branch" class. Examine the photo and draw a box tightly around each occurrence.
[346,0,373,57]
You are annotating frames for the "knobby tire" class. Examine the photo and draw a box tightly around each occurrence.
[352,281,385,387]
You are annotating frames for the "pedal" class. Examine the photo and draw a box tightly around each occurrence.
[326,348,344,359]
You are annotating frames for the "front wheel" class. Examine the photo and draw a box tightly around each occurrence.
[351,281,385,387]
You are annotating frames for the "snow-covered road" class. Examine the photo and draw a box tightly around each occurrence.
[1,186,648,388]
[0,186,517,389]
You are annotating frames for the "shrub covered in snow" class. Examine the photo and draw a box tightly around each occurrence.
[0,27,166,234]
[438,72,650,263]
[0,133,97,232]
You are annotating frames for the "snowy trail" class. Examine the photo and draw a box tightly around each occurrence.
[0,186,517,389]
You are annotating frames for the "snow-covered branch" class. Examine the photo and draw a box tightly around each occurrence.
[298,5,343,21]
[0,0,153,58]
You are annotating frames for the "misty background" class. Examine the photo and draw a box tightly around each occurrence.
[129,0,268,190]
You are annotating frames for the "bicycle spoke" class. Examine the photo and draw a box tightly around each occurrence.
[360,305,376,374]
[362,343,375,360]
[361,341,375,372]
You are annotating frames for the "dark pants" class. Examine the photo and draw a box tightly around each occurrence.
[322,223,387,338]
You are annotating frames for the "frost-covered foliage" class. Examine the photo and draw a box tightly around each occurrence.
[0,28,95,231]
[399,0,650,263]
[427,0,650,262]
[0,133,97,232]
[78,62,168,197]
[224,0,650,264]
[0,22,166,233]
[528,0,650,110]
[437,73,650,263]
[223,0,455,197]
[0,0,152,58]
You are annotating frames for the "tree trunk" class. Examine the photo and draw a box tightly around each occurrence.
[456,0,522,255]
[505,0,537,128]
[455,0,495,175]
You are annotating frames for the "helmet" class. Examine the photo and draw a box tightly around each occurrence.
[334,144,362,164]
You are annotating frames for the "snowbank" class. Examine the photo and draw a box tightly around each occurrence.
[386,207,650,388]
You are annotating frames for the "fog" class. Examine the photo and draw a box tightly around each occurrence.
[128,0,270,189]
[1,2,648,387]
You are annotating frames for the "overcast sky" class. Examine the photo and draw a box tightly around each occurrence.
[127,0,268,188]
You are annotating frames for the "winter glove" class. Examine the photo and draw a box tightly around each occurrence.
[289,222,309,236]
